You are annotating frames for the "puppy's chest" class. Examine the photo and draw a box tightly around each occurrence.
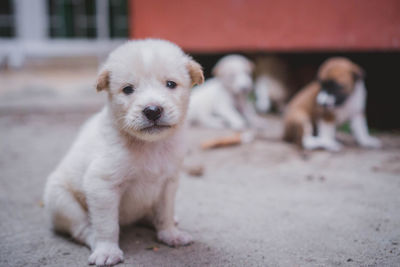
[317,85,366,124]
[120,144,181,182]
[335,89,365,124]
[117,145,182,224]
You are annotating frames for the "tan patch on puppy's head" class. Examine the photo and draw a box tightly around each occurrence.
[96,70,110,92]
[186,59,204,87]
[318,57,365,94]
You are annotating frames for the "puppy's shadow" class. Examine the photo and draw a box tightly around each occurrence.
[119,225,225,266]
[119,223,157,249]
[53,225,232,265]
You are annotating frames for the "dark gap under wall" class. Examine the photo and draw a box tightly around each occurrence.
[190,52,400,131]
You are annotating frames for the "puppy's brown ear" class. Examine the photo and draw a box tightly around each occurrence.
[96,70,110,92]
[187,59,204,86]
[352,63,365,81]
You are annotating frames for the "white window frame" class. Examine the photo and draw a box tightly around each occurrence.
[0,0,127,68]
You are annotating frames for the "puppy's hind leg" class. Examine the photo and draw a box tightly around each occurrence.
[44,177,94,248]
[284,112,314,149]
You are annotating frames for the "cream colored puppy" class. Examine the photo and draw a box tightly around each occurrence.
[188,55,262,130]
[44,39,203,266]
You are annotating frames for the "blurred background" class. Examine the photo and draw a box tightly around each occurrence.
[0,0,400,129]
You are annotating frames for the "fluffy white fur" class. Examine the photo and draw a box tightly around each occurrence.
[303,81,381,151]
[44,39,203,266]
[188,55,263,130]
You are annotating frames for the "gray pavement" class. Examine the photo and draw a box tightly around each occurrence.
[1,69,400,266]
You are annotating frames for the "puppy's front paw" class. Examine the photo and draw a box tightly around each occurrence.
[359,137,382,149]
[88,242,123,266]
[322,140,343,152]
[326,142,342,152]
[157,227,193,247]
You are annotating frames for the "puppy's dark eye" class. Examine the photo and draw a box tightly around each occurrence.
[166,80,177,89]
[122,85,134,95]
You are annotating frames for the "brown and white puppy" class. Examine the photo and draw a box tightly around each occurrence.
[283,57,381,151]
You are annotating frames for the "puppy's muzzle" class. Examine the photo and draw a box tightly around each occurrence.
[143,105,163,121]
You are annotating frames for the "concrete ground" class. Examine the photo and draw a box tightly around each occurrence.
[1,68,400,267]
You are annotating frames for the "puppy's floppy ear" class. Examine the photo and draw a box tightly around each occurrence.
[351,63,365,81]
[187,59,204,86]
[96,70,110,92]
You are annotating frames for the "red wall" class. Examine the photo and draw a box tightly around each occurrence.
[130,0,400,52]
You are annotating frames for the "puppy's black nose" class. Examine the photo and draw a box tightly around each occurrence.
[143,105,163,121]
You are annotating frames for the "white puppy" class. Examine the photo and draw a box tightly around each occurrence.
[188,55,262,130]
[254,56,290,113]
[44,39,203,266]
